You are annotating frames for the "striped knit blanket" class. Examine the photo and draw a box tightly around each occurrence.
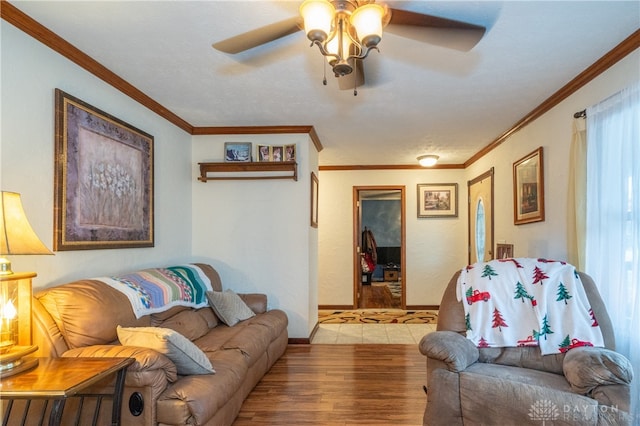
[456,258,604,355]
[96,264,213,318]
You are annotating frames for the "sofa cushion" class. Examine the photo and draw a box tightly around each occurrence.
[117,326,215,375]
[207,289,255,326]
[36,280,149,349]
[152,309,210,341]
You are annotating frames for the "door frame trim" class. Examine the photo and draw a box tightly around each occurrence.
[467,167,495,264]
[352,185,406,309]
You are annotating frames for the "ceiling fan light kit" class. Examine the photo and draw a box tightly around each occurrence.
[212,1,486,95]
[299,0,385,78]
[418,155,439,167]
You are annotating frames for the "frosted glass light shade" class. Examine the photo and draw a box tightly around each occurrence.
[418,155,439,167]
[300,0,335,42]
[350,4,384,47]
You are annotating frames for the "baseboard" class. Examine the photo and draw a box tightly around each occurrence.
[288,337,311,344]
[319,304,439,311]
[406,305,439,310]
[318,304,354,310]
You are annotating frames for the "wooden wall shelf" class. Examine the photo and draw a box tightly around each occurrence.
[198,162,298,182]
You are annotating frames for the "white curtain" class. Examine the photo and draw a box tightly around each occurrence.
[567,119,586,270]
[585,82,639,421]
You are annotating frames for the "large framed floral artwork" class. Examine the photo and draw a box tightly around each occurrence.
[54,89,154,250]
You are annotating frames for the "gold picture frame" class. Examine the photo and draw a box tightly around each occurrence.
[513,147,545,225]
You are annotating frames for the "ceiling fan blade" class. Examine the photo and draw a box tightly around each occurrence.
[338,59,365,91]
[212,16,303,54]
[387,8,486,51]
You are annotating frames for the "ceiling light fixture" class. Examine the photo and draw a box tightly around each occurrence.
[300,0,385,87]
[417,155,439,167]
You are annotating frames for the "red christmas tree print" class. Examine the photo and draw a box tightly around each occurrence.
[498,258,524,268]
[477,337,490,348]
[492,308,508,331]
[589,308,599,327]
[532,266,549,285]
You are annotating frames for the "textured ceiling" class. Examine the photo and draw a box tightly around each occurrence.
[8,1,640,166]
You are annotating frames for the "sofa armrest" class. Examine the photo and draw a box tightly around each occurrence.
[239,293,267,314]
[419,331,479,372]
[63,344,179,385]
[563,346,633,395]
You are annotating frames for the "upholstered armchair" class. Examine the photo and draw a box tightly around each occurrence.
[419,269,633,426]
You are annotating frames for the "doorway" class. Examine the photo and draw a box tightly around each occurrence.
[353,186,406,309]
[468,168,495,264]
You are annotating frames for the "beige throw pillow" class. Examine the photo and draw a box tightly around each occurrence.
[116,326,214,375]
[207,289,256,326]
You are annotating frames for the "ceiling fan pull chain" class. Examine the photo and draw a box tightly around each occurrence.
[353,67,358,96]
[322,58,327,86]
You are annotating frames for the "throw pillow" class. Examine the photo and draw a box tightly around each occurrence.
[116,326,214,375]
[207,289,256,326]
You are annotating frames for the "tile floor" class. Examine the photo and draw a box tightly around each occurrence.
[311,323,436,344]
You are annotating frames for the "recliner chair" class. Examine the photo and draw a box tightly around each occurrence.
[419,269,633,425]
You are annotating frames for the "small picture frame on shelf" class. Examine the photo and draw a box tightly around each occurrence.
[257,144,271,162]
[272,146,284,162]
[284,144,296,162]
[496,243,514,259]
[224,142,252,162]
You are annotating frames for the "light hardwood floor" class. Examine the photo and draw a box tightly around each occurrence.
[234,344,427,426]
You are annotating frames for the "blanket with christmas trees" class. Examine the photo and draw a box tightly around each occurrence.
[456,258,604,355]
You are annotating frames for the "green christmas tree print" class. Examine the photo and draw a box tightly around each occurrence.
[514,281,535,305]
[559,334,571,351]
[539,314,554,340]
[532,266,550,285]
[465,313,472,331]
[492,308,508,331]
[556,282,573,304]
[532,329,541,341]
[482,264,498,280]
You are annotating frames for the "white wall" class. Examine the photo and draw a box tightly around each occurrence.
[1,22,193,288]
[191,134,318,338]
[319,48,640,308]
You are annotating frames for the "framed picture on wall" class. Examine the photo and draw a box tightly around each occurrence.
[513,147,545,225]
[54,89,154,250]
[272,146,284,162]
[310,172,319,228]
[417,183,458,218]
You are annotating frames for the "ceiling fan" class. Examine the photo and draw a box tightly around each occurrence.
[212,1,486,92]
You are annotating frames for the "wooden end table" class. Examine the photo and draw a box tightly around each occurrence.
[0,357,134,426]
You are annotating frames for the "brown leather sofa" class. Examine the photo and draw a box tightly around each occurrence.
[21,263,288,426]
[419,270,633,426]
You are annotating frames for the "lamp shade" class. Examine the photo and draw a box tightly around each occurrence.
[0,192,52,256]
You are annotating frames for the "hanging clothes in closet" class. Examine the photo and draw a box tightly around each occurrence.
[361,227,378,273]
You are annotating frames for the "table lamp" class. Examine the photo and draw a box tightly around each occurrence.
[0,191,53,377]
